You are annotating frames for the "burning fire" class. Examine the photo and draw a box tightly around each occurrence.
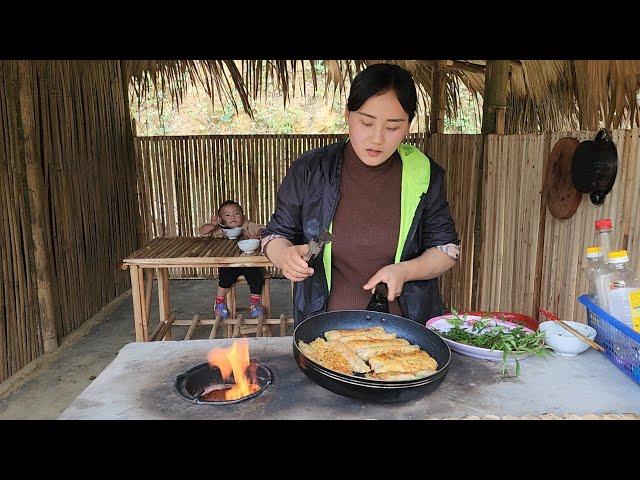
[207,339,259,400]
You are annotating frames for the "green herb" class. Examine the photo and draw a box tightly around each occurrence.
[440,310,551,376]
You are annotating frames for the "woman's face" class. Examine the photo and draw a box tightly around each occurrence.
[345,89,411,166]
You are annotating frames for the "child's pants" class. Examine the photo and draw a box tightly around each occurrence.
[218,267,264,295]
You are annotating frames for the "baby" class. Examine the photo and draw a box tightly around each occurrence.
[199,200,265,319]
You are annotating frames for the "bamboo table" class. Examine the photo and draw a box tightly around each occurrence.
[122,237,286,342]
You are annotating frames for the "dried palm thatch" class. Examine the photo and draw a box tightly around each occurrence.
[126,60,640,133]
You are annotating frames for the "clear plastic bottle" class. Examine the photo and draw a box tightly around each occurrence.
[584,246,602,301]
[604,250,640,328]
[594,219,614,309]
[595,218,613,260]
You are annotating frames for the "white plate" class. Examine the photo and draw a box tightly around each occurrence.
[426,315,535,362]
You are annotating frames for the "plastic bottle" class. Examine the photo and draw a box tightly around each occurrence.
[595,218,613,260]
[604,250,640,328]
[584,247,602,301]
[594,219,614,309]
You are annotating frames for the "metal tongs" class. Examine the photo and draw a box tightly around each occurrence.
[303,230,333,264]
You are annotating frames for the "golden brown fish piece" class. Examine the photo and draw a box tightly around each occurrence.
[356,344,420,361]
[342,338,410,359]
[324,326,396,342]
[298,338,370,374]
[368,350,438,374]
[298,340,352,374]
[365,370,436,381]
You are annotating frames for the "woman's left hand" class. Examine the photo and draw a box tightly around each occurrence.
[363,264,408,302]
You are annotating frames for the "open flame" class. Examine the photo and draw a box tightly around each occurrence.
[207,339,259,400]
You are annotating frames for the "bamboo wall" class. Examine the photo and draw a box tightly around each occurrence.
[478,129,640,322]
[134,134,478,301]
[0,61,138,382]
[136,130,640,325]
[429,134,483,311]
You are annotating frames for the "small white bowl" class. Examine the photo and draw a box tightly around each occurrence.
[538,320,597,357]
[221,227,243,240]
[237,239,260,253]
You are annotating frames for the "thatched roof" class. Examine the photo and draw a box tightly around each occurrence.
[124,60,640,134]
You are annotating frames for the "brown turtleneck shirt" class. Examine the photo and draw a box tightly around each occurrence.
[326,142,404,316]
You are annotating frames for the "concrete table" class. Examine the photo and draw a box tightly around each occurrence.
[59,337,640,419]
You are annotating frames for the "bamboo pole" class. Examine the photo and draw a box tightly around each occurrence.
[210,313,222,339]
[185,314,200,341]
[481,61,510,135]
[17,60,58,353]
[157,267,171,340]
[430,61,447,134]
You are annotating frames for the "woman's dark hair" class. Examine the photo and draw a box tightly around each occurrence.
[347,63,417,122]
[218,200,243,215]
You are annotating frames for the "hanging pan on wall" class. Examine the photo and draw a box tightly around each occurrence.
[571,129,618,206]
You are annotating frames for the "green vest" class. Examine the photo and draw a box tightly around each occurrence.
[323,143,432,290]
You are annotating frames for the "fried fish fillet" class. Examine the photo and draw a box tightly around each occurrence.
[342,338,410,359]
[298,340,351,374]
[368,350,438,374]
[298,338,370,374]
[365,370,436,381]
[356,344,420,361]
[324,326,396,342]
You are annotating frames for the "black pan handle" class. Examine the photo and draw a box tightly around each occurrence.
[595,128,612,143]
[366,282,390,313]
[590,191,606,205]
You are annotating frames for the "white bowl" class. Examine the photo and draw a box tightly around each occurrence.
[221,227,243,240]
[237,239,260,253]
[538,320,597,357]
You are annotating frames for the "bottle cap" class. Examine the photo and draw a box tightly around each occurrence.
[595,219,612,230]
[586,246,602,258]
[608,250,629,264]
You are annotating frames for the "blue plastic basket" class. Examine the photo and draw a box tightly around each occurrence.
[578,294,640,385]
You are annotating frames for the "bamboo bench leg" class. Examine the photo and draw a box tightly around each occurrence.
[157,268,171,340]
[130,265,148,342]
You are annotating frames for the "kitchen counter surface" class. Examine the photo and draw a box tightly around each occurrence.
[59,337,640,419]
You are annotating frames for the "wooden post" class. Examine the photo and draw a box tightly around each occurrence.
[429,60,447,134]
[473,60,510,309]
[119,60,145,247]
[129,265,146,341]
[16,60,59,353]
[157,267,171,340]
[481,60,510,135]
[471,136,487,310]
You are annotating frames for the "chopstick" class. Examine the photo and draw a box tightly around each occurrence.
[539,309,605,353]
[554,319,604,352]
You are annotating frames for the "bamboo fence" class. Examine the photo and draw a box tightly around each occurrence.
[133,133,446,279]
[478,129,640,323]
[0,61,138,382]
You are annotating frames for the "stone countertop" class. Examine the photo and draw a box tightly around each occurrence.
[59,337,640,419]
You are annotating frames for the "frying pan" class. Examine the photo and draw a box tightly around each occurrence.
[571,129,618,206]
[293,284,452,403]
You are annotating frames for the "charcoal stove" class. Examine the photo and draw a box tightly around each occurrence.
[175,360,273,405]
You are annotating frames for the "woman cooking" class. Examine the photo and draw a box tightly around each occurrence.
[261,63,460,326]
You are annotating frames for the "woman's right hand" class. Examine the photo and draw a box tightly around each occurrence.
[282,245,314,282]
